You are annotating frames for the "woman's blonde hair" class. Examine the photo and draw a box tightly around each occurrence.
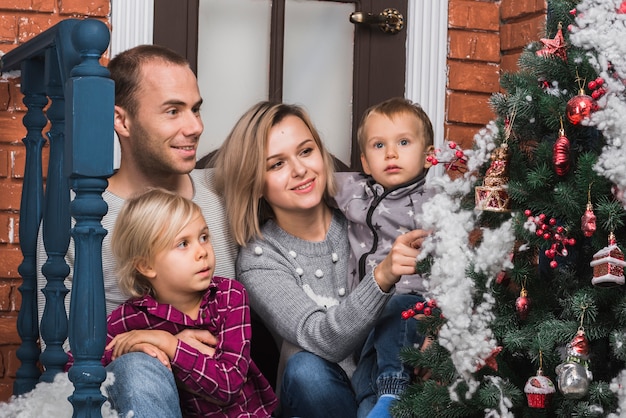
[111,188,205,298]
[212,101,337,246]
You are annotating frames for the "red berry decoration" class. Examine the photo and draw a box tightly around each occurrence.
[525,210,575,268]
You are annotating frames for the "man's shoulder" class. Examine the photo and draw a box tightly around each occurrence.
[189,168,221,202]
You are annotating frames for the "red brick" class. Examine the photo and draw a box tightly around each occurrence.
[0,247,22,278]
[0,213,19,245]
[448,61,500,93]
[447,91,495,125]
[59,0,110,17]
[0,82,9,111]
[17,14,63,44]
[449,0,500,31]
[4,346,19,378]
[501,0,546,21]
[0,0,55,11]
[502,51,522,73]
[0,282,12,311]
[0,150,7,178]
[445,123,484,149]
[0,382,10,403]
[501,15,546,51]
[0,182,21,210]
[0,14,17,43]
[8,78,25,112]
[449,30,501,62]
[0,113,26,144]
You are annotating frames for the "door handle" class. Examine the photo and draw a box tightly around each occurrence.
[349,8,404,34]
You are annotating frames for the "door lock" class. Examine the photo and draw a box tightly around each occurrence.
[349,8,404,34]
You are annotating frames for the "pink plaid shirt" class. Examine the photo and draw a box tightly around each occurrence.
[96,276,276,417]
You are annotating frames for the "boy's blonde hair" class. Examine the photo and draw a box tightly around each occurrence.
[211,101,337,247]
[111,188,205,298]
[356,97,434,153]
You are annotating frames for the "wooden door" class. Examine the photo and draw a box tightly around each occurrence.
[153,0,408,170]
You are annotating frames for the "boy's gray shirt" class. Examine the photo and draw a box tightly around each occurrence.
[334,171,434,294]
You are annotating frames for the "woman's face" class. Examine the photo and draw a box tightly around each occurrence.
[262,115,327,219]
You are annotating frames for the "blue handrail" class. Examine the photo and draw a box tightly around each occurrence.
[1,18,113,418]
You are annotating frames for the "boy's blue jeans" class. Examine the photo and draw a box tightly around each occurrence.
[352,294,425,417]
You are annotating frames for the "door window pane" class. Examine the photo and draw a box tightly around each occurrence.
[197,0,272,157]
[283,0,354,165]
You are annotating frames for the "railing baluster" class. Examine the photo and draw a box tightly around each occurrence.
[14,57,47,395]
[65,20,113,418]
[40,44,71,382]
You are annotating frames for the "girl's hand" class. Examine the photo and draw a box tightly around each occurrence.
[132,343,172,370]
[106,329,177,361]
[175,329,218,357]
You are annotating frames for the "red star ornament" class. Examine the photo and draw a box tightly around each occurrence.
[536,24,567,61]
[476,346,503,372]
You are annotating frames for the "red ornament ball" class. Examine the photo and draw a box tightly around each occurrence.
[516,290,531,320]
[566,94,594,125]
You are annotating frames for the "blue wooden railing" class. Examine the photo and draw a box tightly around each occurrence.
[1,19,113,417]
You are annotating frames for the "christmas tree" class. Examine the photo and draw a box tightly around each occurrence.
[394,0,626,416]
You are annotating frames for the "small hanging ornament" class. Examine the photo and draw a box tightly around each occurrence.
[556,324,593,399]
[515,283,531,320]
[566,72,594,125]
[619,1,626,14]
[553,118,570,176]
[536,22,567,61]
[476,113,513,212]
[581,183,596,238]
[590,232,626,287]
[525,351,556,409]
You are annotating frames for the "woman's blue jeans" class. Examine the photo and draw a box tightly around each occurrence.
[280,351,358,418]
[105,352,182,418]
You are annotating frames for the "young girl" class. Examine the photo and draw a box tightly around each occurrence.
[212,101,428,418]
[95,188,276,417]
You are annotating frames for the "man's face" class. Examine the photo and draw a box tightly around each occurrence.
[121,61,204,176]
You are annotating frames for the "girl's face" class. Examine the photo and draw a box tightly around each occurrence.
[142,213,215,304]
[262,115,327,218]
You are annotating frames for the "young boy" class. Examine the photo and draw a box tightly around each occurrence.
[68,188,277,417]
[334,97,435,417]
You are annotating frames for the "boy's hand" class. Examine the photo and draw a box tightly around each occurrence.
[375,229,429,291]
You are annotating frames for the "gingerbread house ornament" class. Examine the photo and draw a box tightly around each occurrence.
[590,232,626,287]
[475,143,511,212]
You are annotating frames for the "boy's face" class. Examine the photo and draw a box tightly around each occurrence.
[360,112,428,189]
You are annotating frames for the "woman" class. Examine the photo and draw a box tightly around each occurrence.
[212,101,427,418]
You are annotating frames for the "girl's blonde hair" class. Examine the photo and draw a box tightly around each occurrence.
[111,188,205,298]
[212,101,337,246]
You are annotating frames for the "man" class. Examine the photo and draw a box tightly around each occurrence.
[37,44,238,417]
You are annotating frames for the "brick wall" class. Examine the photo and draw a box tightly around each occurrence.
[0,0,109,402]
[446,0,547,149]
[0,0,547,402]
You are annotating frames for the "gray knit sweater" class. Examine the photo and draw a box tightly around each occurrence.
[237,210,394,384]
